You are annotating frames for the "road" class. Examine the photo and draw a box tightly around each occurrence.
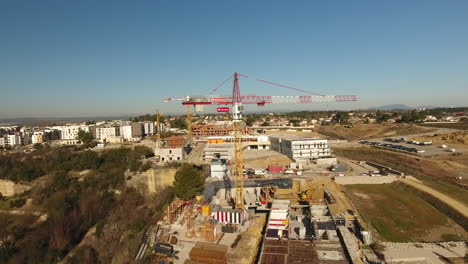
[400,178,468,218]
[185,143,206,164]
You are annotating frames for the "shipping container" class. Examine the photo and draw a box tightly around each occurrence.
[268,165,284,173]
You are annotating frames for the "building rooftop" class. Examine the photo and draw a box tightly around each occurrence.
[269,134,326,141]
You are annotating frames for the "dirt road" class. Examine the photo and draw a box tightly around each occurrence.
[400,178,468,218]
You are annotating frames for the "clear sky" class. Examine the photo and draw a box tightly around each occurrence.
[1,0,467,118]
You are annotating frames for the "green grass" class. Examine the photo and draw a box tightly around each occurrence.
[345,183,462,242]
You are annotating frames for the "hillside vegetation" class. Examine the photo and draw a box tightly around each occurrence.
[0,146,174,264]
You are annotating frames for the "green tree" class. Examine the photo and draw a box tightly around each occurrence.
[334,111,349,124]
[170,118,187,129]
[77,130,94,146]
[173,164,204,200]
[245,115,256,126]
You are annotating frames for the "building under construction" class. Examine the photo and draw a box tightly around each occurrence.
[192,124,252,137]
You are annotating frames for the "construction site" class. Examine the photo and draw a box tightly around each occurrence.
[138,73,466,263]
[132,73,377,264]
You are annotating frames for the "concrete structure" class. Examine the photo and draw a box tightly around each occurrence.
[192,124,252,137]
[334,175,397,185]
[210,159,227,179]
[154,147,184,162]
[60,139,81,145]
[132,123,144,138]
[206,135,270,149]
[270,135,330,161]
[316,157,338,166]
[203,143,234,161]
[0,137,5,147]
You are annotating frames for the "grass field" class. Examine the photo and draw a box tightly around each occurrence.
[333,147,468,205]
[344,183,467,242]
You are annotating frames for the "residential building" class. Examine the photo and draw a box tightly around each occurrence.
[32,134,44,144]
[54,125,89,140]
[7,134,22,146]
[93,126,119,142]
[132,123,144,138]
[269,135,330,161]
[142,121,156,136]
[120,125,133,140]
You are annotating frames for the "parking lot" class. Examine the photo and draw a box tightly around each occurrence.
[359,138,465,156]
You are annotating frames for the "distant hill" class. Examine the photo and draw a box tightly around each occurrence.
[367,104,441,111]
[0,115,132,125]
[367,104,412,110]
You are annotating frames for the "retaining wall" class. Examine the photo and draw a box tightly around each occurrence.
[335,176,397,185]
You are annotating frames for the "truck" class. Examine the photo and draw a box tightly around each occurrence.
[254,169,266,176]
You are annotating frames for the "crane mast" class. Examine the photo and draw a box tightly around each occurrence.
[232,72,244,209]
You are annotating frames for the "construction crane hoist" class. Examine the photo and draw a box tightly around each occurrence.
[164,72,357,209]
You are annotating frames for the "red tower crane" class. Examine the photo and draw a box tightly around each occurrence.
[164,72,357,209]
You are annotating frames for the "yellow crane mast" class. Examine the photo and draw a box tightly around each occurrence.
[232,72,244,209]
[186,105,193,144]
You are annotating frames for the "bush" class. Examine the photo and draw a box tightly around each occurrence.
[173,164,204,200]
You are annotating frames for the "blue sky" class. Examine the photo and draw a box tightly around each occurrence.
[1,0,467,118]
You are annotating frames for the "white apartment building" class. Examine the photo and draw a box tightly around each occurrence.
[0,137,5,147]
[54,125,89,140]
[31,134,44,144]
[7,134,22,146]
[142,122,156,136]
[94,126,119,141]
[120,125,133,140]
[269,135,330,161]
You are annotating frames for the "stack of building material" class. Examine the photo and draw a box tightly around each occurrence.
[199,220,218,242]
[189,242,228,264]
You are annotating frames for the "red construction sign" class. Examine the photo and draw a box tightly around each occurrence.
[217,107,230,113]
